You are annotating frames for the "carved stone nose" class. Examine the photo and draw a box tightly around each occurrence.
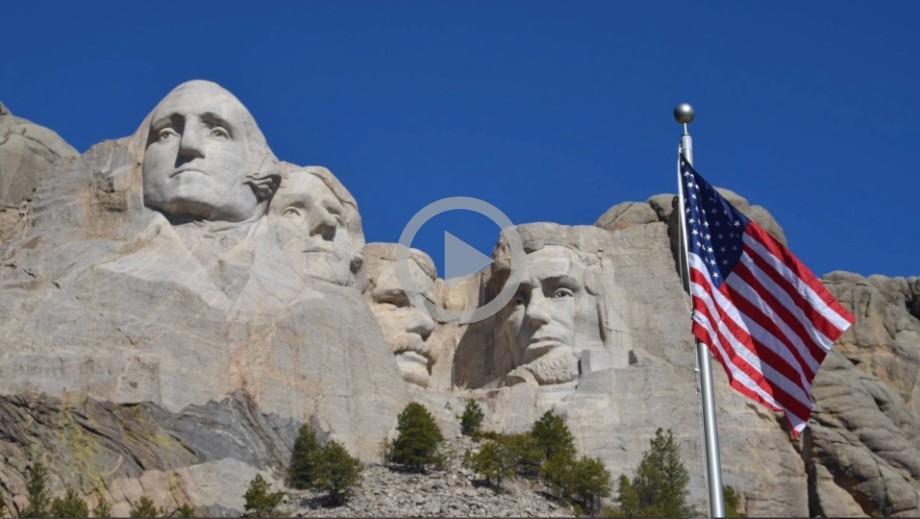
[524,295,552,326]
[309,211,338,241]
[178,125,205,159]
[406,308,435,340]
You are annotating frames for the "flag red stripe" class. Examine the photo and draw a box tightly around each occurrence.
[691,320,783,412]
[741,240,841,347]
[689,264,814,421]
[722,280,813,390]
[736,248,832,366]
[729,262,819,379]
[691,303,782,411]
[691,285,812,424]
[745,224,854,336]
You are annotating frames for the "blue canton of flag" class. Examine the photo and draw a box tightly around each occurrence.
[681,160,750,287]
[679,155,855,436]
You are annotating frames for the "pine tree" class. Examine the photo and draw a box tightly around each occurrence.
[22,462,51,518]
[540,453,576,500]
[50,488,89,518]
[460,399,485,438]
[499,433,543,479]
[391,402,444,472]
[530,411,576,462]
[129,496,162,517]
[462,440,514,489]
[613,428,695,517]
[288,423,322,489]
[243,474,284,518]
[311,440,362,506]
[569,456,612,516]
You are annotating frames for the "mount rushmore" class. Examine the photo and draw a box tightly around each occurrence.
[1,81,919,516]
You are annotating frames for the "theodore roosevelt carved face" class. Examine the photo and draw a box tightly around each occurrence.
[361,244,438,388]
[141,81,277,222]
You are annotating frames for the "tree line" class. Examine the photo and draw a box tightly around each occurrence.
[5,399,744,517]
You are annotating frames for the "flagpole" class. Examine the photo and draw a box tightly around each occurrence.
[674,103,725,518]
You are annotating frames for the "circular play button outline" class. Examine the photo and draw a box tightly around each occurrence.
[397,196,524,324]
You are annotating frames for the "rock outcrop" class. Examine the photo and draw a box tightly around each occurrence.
[0,102,78,242]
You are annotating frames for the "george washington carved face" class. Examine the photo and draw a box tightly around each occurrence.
[141,81,277,222]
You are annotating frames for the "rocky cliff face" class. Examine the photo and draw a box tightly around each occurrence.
[0,86,917,517]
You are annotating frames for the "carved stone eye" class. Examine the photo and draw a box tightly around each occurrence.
[550,288,574,299]
[282,206,302,218]
[158,128,178,141]
[209,127,230,138]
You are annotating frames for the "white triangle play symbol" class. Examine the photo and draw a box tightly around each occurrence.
[444,231,492,280]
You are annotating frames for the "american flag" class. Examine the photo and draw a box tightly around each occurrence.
[680,156,855,436]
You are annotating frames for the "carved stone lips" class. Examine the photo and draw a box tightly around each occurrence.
[398,350,428,366]
[528,336,565,347]
[525,337,566,357]
[170,167,208,178]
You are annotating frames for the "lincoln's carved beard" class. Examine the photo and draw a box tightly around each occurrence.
[521,344,579,384]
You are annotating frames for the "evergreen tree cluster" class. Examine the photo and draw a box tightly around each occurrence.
[16,461,192,518]
[243,474,285,517]
[461,410,612,516]
[287,423,363,506]
[604,428,745,517]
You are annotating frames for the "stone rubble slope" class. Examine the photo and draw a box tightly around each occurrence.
[282,436,572,518]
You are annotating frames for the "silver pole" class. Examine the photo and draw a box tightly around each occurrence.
[674,103,725,518]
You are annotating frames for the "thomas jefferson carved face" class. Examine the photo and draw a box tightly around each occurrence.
[142,82,265,222]
[498,246,586,385]
[362,247,438,388]
[269,172,354,285]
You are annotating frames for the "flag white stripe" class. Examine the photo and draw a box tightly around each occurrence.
[737,251,830,365]
[690,275,814,410]
[743,233,852,333]
[689,254,814,407]
[725,271,818,382]
[691,307,783,411]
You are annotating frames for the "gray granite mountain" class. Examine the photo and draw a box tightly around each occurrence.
[0,85,917,517]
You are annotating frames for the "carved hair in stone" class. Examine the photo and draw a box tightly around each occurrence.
[360,243,439,388]
[136,80,280,223]
[488,224,618,386]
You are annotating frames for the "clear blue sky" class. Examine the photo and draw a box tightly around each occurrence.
[3,2,917,278]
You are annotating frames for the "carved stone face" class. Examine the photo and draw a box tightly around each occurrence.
[269,173,353,285]
[142,82,257,222]
[363,251,438,388]
[498,245,586,385]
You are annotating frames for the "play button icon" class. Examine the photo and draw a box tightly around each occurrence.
[443,231,493,280]
[397,197,525,324]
